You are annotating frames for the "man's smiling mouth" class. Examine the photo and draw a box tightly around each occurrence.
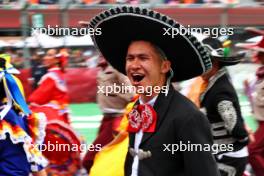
[131,73,145,82]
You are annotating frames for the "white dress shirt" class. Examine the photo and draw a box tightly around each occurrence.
[131,96,158,176]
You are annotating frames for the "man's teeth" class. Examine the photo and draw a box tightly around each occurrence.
[132,73,143,76]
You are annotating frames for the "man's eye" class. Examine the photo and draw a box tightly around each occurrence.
[126,57,133,61]
[140,57,148,61]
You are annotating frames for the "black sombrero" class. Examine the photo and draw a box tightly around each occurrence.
[202,37,245,66]
[89,6,212,81]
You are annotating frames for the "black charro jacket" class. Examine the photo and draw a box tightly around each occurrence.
[124,85,220,176]
[200,68,248,155]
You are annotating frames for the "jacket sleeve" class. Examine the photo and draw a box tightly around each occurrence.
[28,77,55,105]
[179,112,221,176]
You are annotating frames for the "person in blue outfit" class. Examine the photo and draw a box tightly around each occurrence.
[0,54,47,176]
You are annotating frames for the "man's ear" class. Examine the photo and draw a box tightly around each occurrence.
[161,60,171,74]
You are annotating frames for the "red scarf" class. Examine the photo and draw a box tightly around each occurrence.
[127,104,157,133]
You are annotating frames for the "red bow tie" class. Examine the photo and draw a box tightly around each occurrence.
[127,104,157,133]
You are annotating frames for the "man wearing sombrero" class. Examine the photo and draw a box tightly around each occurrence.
[238,31,264,176]
[199,37,249,176]
[89,6,220,176]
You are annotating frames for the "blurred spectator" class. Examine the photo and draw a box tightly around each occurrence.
[255,0,264,4]
[28,0,59,4]
[99,0,116,3]
[69,49,86,67]
[4,47,15,57]
[11,50,24,69]
[166,0,204,3]
[0,0,18,5]
[29,49,47,89]
[39,0,58,4]
[243,36,264,176]
[82,0,101,3]
[83,49,99,68]
[83,56,134,173]
[82,0,138,3]
[165,0,180,4]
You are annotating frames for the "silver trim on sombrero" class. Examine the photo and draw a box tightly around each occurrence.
[89,6,212,74]
[203,41,244,64]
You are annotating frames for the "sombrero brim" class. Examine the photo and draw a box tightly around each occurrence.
[89,7,211,82]
[245,27,264,36]
[212,52,245,66]
[236,43,264,53]
[201,36,244,66]
[236,33,264,53]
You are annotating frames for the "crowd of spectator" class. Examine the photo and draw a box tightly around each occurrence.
[0,47,99,69]
[1,0,262,5]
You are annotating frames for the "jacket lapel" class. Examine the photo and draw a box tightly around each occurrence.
[129,132,135,148]
[140,85,174,146]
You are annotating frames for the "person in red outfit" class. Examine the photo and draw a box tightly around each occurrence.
[29,48,69,124]
[247,40,264,176]
[238,29,264,176]
[28,49,82,175]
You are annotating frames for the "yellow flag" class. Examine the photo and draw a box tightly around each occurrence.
[89,132,129,176]
[89,97,138,176]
